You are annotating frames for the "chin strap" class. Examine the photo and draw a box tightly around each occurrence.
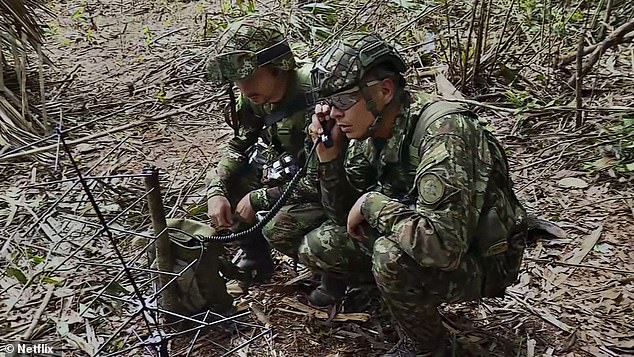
[224,85,240,137]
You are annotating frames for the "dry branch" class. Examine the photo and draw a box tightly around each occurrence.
[558,34,634,65]
[568,19,634,85]
[0,120,146,161]
[22,284,54,340]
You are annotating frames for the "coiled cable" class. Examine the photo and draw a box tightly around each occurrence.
[197,139,319,243]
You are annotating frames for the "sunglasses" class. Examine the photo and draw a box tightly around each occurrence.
[324,80,382,111]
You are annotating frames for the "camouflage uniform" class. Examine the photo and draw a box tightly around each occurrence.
[302,33,527,354]
[205,15,325,260]
[298,98,426,282]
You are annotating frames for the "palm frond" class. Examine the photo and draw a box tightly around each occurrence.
[0,0,52,154]
[0,0,51,51]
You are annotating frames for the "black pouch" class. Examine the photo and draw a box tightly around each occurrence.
[480,230,526,297]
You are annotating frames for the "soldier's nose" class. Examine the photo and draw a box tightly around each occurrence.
[330,106,345,119]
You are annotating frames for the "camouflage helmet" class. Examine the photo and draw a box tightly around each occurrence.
[206,14,296,83]
[312,32,406,98]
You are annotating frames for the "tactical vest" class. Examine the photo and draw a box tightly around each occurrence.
[244,64,313,163]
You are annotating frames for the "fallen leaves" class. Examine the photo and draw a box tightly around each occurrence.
[557,177,589,189]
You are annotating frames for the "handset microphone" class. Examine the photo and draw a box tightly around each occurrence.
[320,118,334,148]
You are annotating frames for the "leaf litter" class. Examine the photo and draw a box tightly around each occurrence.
[0,0,633,356]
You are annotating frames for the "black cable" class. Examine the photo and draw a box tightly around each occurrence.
[197,139,319,243]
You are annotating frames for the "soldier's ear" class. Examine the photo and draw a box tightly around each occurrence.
[380,78,396,104]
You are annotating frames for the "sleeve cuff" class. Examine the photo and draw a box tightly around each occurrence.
[207,185,227,200]
[249,187,282,211]
[317,157,345,180]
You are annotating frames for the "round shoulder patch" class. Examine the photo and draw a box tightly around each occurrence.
[419,173,445,205]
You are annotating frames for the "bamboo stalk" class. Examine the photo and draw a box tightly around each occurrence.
[36,43,48,131]
[575,31,584,129]
[489,0,515,76]
[472,0,488,86]
[0,31,4,89]
[598,0,613,41]
[20,31,28,129]
[589,0,605,34]
[443,0,454,77]
[462,0,479,89]
[143,166,180,321]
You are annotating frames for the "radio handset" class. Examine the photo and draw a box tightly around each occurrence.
[320,118,334,148]
[310,67,335,149]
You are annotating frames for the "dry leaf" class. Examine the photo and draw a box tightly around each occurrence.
[527,338,536,357]
[554,224,604,286]
[557,177,589,189]
[65,332,96,355]
[542,311,573,332]
[283,270,312,286]
[250,303,271,327]
[436,72,466,100]
[592,157,615,170]
[568,225,604,265]
[615,340,634,348]
[600,289,622,301]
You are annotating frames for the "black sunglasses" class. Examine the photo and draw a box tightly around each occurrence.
[325,80,382,111]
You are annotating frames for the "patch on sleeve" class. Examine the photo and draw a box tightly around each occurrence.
[419,173,445,205]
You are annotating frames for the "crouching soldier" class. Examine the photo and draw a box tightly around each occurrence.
[304,32,528,355]
[204,14,326,282]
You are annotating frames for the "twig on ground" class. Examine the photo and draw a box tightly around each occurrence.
[525,257,634,275]
[22,284,55,340]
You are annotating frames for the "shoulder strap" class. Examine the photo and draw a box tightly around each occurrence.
[263,91,313,127]
[404,100,475,200]
[410,100,473,148]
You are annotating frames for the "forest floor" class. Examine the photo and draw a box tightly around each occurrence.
[0,0,632,356]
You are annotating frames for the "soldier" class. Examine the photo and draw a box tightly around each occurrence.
[205,14,326,282]
[304,32,528,355]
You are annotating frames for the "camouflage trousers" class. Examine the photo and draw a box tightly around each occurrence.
[262,202,327,258]
[222,165,326,258]
[299,224,525,353]
[373,237,485,352]
[298,220,375,283]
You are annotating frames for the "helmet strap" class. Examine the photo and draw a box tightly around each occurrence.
[256,40,292,66]
[226,86,240,137]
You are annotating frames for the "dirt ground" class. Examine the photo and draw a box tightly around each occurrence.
[0,0,632,356]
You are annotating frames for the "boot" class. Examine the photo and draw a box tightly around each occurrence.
[236,231,274,283]
[308,273,348,307]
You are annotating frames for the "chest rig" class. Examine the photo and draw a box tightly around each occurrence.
[246,89,314,186]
